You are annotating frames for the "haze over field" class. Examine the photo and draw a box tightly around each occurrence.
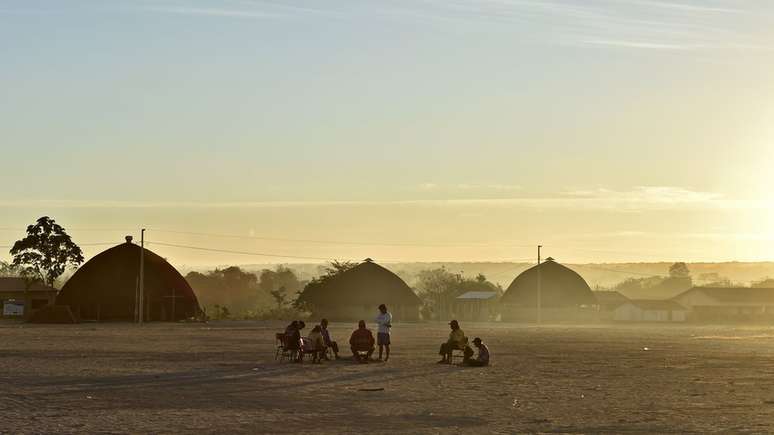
[2,0,773,266]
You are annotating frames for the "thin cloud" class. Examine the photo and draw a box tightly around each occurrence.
[578,39,700,50]
[143,6,282,19]
[0,187,768,211]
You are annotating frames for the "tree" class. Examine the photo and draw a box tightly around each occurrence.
[0,261,24,278]
[414,267,462,320]
[669,262,691,279]
[259,265,304,300]
[10,216,84,287]
[270,286,288,309]
[294,260,357,311]
[185,266,263,316]
[414,269,502,320]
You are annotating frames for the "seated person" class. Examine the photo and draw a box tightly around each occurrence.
[349,320,375,363]
[305,325,326,363]
[464,337,490,367]
[320,318,339,360]
[285,320,305,363]
[437,319,467,364]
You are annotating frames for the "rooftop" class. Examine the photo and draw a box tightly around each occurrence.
[676,287,774,304]
[626,299,686,311]
[0,278,58,293]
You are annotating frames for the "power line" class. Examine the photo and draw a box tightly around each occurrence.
[0,242,116,249]
[148,228,539,249]
[145,241,341,261]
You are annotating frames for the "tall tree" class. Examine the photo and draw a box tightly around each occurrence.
[669,262,691,279]
[10,216,84,287]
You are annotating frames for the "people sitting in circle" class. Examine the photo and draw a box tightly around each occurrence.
[306,325,326,364]
[437,319,468,364]
[464,337,490,367]
[349,320,375,363]
[320,318,339,360]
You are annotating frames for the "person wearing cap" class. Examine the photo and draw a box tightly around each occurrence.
[465,337,490,367]
[375,304,392,362]
[349,320,375,363]
[437,319,468,364]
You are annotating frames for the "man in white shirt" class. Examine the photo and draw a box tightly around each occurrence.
[375,304,392,361]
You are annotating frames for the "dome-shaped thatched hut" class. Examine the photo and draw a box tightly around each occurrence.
[501,257,596,322]
[297,259,421,321]
[57,237,201,321]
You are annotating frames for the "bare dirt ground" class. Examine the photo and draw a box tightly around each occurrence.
[3,321,774,434]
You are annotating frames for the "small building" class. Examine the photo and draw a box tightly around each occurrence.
[672,287,774,322]
[500,257,597,322]
[593,290,630,322]
[0,278,58,319]
[454,291,499,322]
[296,258,421,321]
[613,299,687,322]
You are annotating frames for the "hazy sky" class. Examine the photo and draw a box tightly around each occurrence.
[1,0,773,267]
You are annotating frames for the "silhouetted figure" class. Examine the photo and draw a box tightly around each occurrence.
[438,320,467,364]
[306,325,325,363]
[375,304,392,361]
[320,318,339,360]
[284,321,302,362]
[285,320,305,363]
[349,320,375,363]
[464,337,490,367]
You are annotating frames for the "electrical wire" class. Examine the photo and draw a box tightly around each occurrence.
[145,241,342,261]
[147,228,539,249]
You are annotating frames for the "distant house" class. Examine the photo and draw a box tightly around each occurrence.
[454,291,499,322]
[613,299,687,322]
[0,278,58,318]
[672,287,774,322]
[593,291,630,321]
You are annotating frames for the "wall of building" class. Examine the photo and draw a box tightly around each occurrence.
[501,305,598,323]
[0,292,57,319]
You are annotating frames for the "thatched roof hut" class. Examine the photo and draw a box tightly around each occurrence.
[502,257,595,307]
[500,258,596,322]
[297,259,421,321]
[57,237,201,321]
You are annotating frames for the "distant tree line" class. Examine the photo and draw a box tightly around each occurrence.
[411,268,501,320]
[185,265,307,320]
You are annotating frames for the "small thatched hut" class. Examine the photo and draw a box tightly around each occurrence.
[296,259,421,321]
[500,257,596,322]
[57,237,201,321]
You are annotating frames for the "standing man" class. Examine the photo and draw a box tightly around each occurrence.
[375,304,392,362]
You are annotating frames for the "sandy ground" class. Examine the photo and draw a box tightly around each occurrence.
[3,321,774,434]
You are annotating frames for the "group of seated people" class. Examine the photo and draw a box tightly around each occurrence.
[437,319,490,367]
[281,318,489,366]
[283,319,340,363]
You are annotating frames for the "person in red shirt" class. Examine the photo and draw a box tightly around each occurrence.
[349,320,375,363]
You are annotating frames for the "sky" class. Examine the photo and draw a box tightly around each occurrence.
[1,0,773,267]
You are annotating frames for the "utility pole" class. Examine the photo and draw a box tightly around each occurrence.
[139,228,146,324]
[537,245,542,325]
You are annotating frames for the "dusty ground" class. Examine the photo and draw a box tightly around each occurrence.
[3,321,774,434]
